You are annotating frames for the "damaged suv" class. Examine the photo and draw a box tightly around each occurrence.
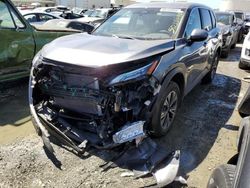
[29,3,221,152]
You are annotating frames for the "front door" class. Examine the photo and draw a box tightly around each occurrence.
[182,8,207,90]
[0,0,35,82]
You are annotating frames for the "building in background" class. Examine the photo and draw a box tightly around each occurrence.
[55,0,110,9]
[111,0,136,6]
[220,0,250,11]
[12,0,55,6]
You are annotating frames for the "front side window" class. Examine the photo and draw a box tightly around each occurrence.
[0,0,15,28]
[184,8,201,38]
[93,8,184,40]
[9,7,25,28]
[210,11,216,28]
[24,14,37,23]
[200,9,212,31]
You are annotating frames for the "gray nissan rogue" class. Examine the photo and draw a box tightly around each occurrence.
[29,3,222,151]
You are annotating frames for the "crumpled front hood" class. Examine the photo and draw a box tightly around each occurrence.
[217,23,231,34]
[41,33,175,67]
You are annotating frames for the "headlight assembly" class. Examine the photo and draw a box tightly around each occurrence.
[109,60,159,86]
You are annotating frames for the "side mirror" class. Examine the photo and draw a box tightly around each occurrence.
[189,29,208,42]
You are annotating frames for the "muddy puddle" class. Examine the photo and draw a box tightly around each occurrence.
[0,83,35,144]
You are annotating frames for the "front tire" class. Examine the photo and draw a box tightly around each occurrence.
[221,48,229,58]
[150,81,181,137]
[207,164,236,188]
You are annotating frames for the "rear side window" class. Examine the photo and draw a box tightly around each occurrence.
[184,8,201,38]
[210,11,216,28]
[200,9,212,31]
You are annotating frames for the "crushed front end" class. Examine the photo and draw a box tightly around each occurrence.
[29,54,161,152]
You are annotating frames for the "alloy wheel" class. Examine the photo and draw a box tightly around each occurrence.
[160,90,178,129]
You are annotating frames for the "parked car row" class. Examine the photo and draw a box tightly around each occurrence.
[214,10,247,58]
[16,5,120,33]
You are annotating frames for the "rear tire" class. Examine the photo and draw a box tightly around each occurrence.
[221,49,229,58]
[202,52,219,84]
[238,30,243,42]
[231,42,236,49]
[207,164,236,188]
[150,81,181,137]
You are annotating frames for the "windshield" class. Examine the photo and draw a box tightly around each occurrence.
[72,7,83,15]
[235,12,243,20]
[215,13,232,25]
[89,10,107,18]
[93,8,184,40]
[83,9,93,16]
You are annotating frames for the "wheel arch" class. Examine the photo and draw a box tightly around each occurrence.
[159,67,186,99]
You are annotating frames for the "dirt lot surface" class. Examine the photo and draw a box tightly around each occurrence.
[0,44,249,188]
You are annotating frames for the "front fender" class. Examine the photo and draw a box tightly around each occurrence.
[152,42,187,85]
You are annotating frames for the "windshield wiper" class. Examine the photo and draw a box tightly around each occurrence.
[112,34,137,40]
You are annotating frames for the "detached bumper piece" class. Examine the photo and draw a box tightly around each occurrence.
[100,138,182,187]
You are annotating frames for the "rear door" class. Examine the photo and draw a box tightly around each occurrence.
[198,8,214,71]
[0,0,35,82]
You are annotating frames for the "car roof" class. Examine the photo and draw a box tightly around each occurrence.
[21,11,61,18]
[125,2,211,10]
[215,11,234,15]
[33,7,55,11]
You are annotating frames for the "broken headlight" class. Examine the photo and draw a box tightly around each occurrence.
[109,60,159,86]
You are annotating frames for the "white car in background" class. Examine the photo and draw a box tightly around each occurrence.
[239,32,250,70]
[20,10,62,25]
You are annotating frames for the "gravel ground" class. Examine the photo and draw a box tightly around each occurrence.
[0,44,249,188]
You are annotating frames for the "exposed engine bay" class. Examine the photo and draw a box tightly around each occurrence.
[30,57,161,149]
